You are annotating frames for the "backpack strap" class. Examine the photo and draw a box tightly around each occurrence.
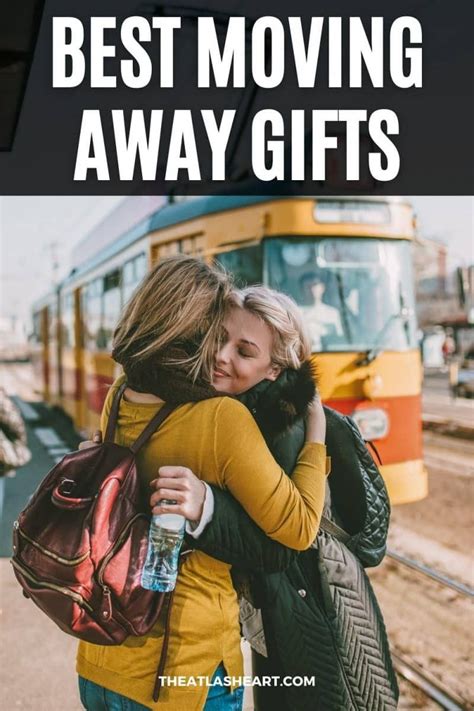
[320,515,352,545]
[130,402,176,454]
[104,381,176,451]
[104,381,128,443]
[366,439,383,465]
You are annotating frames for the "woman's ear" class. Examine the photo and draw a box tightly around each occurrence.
[266,364,282,382]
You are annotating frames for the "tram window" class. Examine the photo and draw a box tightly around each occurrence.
[319,239,380,266]
[123,254,147,303]
[31,312,42,344]
[104,270,121,292]
[159,242,180,258]
[215,245,263,287]
[83,279,104,351]
[123,260,136,304]
[265,237,417,353]
[103,269,122,351]
[61,293,75,348]
[123,260,134,286]
[48,302,58,341]
[135,253,147,280]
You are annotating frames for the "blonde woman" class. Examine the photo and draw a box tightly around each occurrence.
[155,285,398,711]
[76,257,328,711]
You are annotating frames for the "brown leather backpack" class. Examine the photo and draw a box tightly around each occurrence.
[11,381,176,646]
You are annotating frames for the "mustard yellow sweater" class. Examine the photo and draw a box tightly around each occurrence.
[77,377,328,710]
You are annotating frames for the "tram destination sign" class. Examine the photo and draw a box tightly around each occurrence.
[0,0,472,195]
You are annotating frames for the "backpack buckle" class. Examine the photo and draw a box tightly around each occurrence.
[58,478,76,496]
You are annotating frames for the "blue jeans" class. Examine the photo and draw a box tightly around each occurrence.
[78,664,244,711]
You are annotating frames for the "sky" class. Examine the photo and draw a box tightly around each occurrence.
[0,195,472,326]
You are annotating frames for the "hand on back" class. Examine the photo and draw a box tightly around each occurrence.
[78,430,102,450]
[305,395,326,444]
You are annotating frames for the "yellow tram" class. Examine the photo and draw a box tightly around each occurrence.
[31,196,427,504]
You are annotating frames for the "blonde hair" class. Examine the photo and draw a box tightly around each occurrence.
[232,286,311,369]
[113,255,232,381]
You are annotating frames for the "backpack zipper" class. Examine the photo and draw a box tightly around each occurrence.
[11,558,94,612]
[14,521,90,566]
[97,513,148,586]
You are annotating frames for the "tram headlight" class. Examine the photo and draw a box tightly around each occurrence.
[351,408,389,441]
[362,373,384,399]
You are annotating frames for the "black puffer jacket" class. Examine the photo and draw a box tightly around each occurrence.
[188,364,398,711]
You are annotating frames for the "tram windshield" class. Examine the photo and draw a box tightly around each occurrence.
[265,237,417,353]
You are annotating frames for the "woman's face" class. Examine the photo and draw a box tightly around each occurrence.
[212,307,281,395]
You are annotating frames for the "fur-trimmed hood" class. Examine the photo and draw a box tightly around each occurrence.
[238,360,317,441]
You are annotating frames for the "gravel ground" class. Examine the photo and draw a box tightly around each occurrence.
[391,433,474,556]
[369,433,474,710]
[369,559,473,708]
[397,679,439,710]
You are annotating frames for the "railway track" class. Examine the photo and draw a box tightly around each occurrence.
[392,651,471,711]
[385,550,473,709]
[422,431,474,481]
[386,549,474,598]
[424,433,474,461]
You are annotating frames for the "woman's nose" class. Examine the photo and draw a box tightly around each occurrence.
[216,343,231,363]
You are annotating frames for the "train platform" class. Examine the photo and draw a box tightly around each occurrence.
[0,402,83,710]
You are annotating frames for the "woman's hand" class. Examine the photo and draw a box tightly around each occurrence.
[305,395,326,444]
[150,466,207,524]
[78,430,102,450]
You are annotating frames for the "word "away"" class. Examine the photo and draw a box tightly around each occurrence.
[74,109,236,181]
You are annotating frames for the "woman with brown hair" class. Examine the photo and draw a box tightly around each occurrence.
[76,255,328,711]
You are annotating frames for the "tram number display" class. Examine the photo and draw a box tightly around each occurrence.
[314,201,391,225]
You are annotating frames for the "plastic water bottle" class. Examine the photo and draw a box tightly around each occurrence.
[141,512,185,592]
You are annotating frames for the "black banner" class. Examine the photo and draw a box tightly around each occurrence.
[0,0,472,195]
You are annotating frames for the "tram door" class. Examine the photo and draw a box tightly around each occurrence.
[60,288,84,429]
[47,297,62,407]
[31,306,50,401]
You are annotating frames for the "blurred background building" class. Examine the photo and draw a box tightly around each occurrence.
[414,236,463,328]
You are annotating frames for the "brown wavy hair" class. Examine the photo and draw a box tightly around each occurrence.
[112,255,233,383]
